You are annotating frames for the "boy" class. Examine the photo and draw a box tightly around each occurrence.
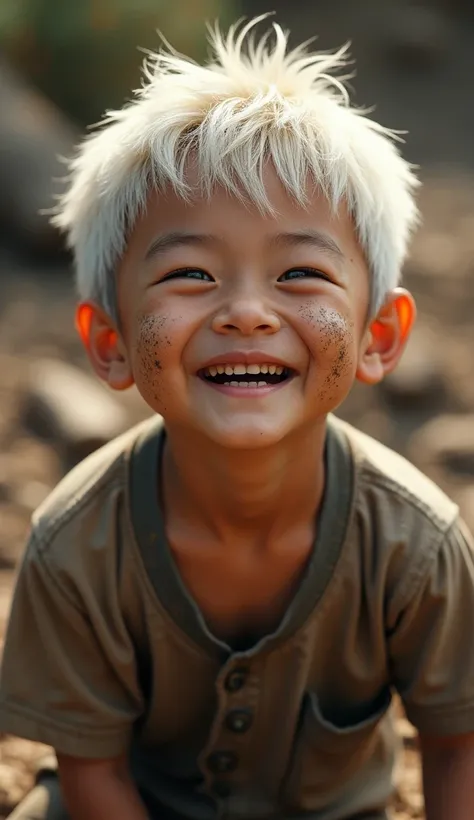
[1,15,474,820]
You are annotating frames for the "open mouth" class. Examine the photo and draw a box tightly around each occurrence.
[198,363,294,388]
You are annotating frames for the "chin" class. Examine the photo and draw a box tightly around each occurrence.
[202,420,292,450]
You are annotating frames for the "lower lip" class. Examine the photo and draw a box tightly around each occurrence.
[200,378,293,397]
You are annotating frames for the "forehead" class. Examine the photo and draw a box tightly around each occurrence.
[125,164,366,268]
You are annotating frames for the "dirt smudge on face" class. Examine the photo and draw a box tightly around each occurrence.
[298,303,355,401]
[137,314,168,405]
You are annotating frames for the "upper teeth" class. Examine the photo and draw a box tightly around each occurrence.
[205,364,284,377]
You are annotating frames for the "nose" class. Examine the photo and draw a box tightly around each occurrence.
[211,288,281,337]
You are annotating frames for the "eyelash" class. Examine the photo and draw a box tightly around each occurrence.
[161,267,213,282]
[160,266,331,283]
[278,267,331,282]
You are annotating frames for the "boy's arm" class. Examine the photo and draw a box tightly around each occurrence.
[57,753,149,820]
[419,732,474,820]
[387,517,474,817]
[0,532,144,770]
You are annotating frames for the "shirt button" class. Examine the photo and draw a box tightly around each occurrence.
[225,708,253,734]
[225,668,248,692]
[212,780,232,799]
[207,750,239,774]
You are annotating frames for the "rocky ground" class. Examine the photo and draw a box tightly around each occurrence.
[2,168,474,817]
[3,1,474,814]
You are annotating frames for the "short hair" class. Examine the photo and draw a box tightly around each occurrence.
[52,16,420,322]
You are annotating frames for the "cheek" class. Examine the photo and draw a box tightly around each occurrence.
[134,314,174,403]
[298,303,356,391]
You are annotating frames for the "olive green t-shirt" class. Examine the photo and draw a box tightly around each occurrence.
[1,415,474,820]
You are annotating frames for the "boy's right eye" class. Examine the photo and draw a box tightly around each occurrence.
[159,267,214,283]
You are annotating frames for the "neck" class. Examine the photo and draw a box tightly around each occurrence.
[162,420,327,547]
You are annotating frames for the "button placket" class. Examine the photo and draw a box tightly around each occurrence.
[224,667,248,692]
[207,749,239,774]
[199,658,260,804]
[225,708,254,734]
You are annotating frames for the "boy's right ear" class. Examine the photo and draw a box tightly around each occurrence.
[76,302,134,391]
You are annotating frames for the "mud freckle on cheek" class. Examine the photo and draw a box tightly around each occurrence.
[312,306,355,391]
[298,302,318,327]
[137,315,169,404]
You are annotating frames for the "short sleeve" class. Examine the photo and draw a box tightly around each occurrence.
[0,533,144,758]
[388,517,474,735]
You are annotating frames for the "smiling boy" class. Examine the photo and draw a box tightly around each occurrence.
[1,16,474,820]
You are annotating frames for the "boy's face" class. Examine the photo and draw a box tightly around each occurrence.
[87,166,413,449]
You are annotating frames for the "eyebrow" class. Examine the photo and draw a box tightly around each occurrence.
[144,228,345,265]
[270,230,345,263]
[145,231,217,261]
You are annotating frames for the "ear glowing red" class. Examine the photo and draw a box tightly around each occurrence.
[75,303,94,347]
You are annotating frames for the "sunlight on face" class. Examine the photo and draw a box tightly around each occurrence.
[116,167,371,448]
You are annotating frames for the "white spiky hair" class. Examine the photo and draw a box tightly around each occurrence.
[52,15,420,321]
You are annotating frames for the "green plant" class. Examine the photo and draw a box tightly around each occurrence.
[0,0,236,125]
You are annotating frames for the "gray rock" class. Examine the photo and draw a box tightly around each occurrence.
[0,60,76,255]
[382,5,452,70]
[22,358,129,466]
[382,321,444,404]
[408,414,474,477]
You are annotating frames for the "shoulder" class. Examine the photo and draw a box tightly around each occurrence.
[30,415,162,573]
[329,416,461,611]
[332,415,458,535]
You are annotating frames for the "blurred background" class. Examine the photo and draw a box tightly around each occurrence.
[1,1,474,817]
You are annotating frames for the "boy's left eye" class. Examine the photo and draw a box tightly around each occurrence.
[278,267,332,282]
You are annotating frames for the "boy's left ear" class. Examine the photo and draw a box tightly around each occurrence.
[356,288,416,386]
